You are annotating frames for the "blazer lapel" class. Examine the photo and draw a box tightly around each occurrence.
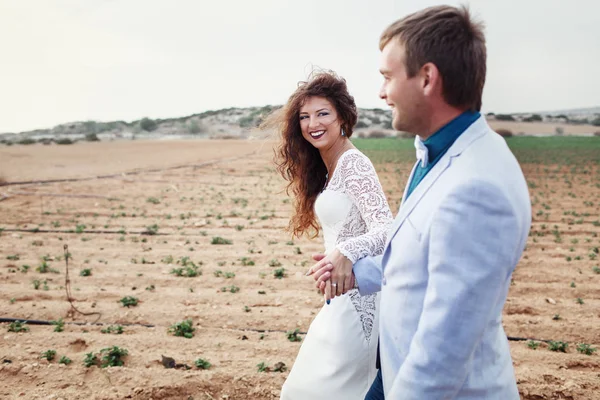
[386,116,490,245]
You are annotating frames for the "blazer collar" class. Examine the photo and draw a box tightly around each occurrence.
[388,116,490,242]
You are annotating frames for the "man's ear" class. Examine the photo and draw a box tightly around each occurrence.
[420,62,440,96]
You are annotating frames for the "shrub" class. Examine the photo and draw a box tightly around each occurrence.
[548,341,568,352]
[140,117,158,132]
[99,346,128,367]
[85,133,100,142]
[41,350,56,361]
[8,320,29,332]
[169,319,195,338]
[211,236,232,245]
[495,114,515,121]
[119,296,139,307]
[523,114,542,122]
[195,358,211,369]
[355,120,368,129]
[17,138,36,145]
[55,138,74,145]
[188,120,203,134]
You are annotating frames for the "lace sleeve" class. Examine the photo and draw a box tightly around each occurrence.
[334,151,393,263]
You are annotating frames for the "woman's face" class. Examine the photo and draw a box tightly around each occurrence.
[299,96,343,150]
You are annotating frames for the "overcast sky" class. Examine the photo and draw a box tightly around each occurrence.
[0,0,598,133]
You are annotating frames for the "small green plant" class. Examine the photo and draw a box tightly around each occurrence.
[257,361,269,372]
[576,343,597,356]
[41,349,57,361]
[75,224,86,234]
[527,340,540,350]
[80,268,92,277]
[593,266,600,274]
[239,257,255,266]
[33,279,41,290]
[244,306,251,312]
[170,265,201,277]
[8,320,29,332]
[576,297,584,305]
[268,259,282,267]
[119,296,139,308]
[146,197,160,204]
[274,268,287,279]
[7,254,20,261]
[101,325,124,334]
[195,358,211,369]
[52,319,65,332]
[220,285,240,293]
[59,355,72,365]
[169,319,195,339]
[36,261,58,274]
[84,352,98,367]
[100,346,128,367]
[286,328,303,342]
[570,281,576,288]
[548,341,568,352]
[552,314,561,321]
[211,236,232,245]
[144,224,159,235]
[224,272,236,279]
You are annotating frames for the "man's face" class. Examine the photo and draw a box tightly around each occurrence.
[379,40,424,133]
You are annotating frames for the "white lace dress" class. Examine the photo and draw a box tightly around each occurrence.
[281,149,393,400]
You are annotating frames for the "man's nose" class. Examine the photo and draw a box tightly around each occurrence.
[379,84,386,100]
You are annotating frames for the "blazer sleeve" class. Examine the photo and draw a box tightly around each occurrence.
[352,254,384,295]
[388,180,526,398]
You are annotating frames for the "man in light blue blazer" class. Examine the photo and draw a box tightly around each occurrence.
[311,5,531,399]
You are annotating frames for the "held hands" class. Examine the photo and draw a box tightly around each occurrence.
[306,249,355,302]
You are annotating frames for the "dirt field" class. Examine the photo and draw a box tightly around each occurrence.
[1,139,599,400]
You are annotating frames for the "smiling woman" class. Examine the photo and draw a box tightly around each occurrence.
[263,71,358,238]
[262,70,393,400]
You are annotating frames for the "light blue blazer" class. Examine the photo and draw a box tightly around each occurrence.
[354,116,531,399]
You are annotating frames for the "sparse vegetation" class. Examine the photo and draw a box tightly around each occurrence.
[169,319,195,339]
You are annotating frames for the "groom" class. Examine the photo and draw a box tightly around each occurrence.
[311,5,531,399]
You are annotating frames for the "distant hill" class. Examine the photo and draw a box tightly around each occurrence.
[0,107,398,143]
[1,105,598,145]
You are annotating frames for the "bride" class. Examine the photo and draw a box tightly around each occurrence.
[269,71,393,399]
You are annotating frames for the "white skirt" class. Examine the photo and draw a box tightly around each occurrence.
[281,290,379,400]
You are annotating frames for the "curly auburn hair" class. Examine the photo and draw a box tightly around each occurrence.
[270,71,358,238]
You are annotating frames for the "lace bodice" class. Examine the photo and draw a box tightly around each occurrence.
[314,149,392,344]
[315,149,393,263]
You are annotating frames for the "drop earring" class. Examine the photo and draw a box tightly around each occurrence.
[341,128,346,137]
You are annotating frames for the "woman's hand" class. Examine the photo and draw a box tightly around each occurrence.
[306,249,354,299]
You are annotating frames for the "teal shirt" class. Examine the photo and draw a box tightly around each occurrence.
[405,111,480,200]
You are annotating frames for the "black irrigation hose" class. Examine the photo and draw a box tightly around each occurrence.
[0,318,154,328]
[0,318,562,343]
[0,228,168,235]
